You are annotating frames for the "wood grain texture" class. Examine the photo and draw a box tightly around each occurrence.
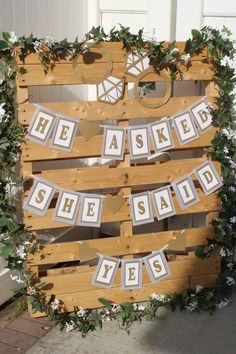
[24,189,220,230]
[27,226,215,265]
[16,42,221,316]
[22,128,217,161]
[24,158,220,191]
[18,96,215,125]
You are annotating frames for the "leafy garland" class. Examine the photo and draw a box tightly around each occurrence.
[0,25,236,336]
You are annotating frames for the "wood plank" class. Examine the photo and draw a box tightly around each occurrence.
[26,158,220,191]
[28,226,215,266]
[24,190,220,230]
[30,274,218,316]
[18,96,215,125]
[16,42,208,65]
[22,128,217,162]
[40,254,220,295]
[17,61,213,86]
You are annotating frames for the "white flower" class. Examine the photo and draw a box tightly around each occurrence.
[16,245,26,260]
[10,274,24,284]
[133,303,138,310]
[65,321,75,332]
[0,104,5,116]
[227,262,234,270]
[196,285,203,293]
[137,305,145,311]
[205,29,214,41]
[151,293,166,302]
[51,298,60,310]
[220,56,234,68]
[221,29,231,41]
[226,276,235,286]
[4,180,21,197]
[28,286,37,295]
[185,301,198,312]
[230,216,236,223]
[217,298,231,309]
[221,128,236,141]
[223,146,229,154]
[171,47,179,55]
[9,31,17,44]
[181,53,191,64]
[33,40,44,53]
[0,232,10,240]
[111,304,121,313]
[220,247,233,257]
[77,307,86,317]
[229,186,236,192]
[44,35,55,48]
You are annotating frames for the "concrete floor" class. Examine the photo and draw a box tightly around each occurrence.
[26,293,236,354]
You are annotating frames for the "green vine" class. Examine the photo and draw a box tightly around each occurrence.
[0,25,235,336]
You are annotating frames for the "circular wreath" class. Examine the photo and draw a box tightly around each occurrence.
[0,25,235,336]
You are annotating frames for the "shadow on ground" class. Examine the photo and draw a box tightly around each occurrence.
[26,292,236,354]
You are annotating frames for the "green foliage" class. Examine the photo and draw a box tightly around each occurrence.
[0,25,235,336]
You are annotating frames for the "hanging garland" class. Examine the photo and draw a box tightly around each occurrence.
[0,25,236,336]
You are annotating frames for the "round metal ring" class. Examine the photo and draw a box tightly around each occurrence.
[134,67,172,108]
[72,44,113,84]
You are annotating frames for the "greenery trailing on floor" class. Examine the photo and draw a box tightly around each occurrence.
[0,25,235,336]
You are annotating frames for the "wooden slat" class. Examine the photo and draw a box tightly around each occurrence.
[28,226,215,266]
[40,254,220,295]
[22,128,217,162]
[30,274,217,316]
[16,42,208,65]
[18,96,215,125]
[17,61,213,87]
[26,158,220,191]
[24,190,220,230]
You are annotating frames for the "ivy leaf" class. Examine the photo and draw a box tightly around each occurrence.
[19,67,27,74]
[0,243,13,257]
[2,32,10,42]
[191,29,201,39]
[98,298,112,307]
[0,40,8,49]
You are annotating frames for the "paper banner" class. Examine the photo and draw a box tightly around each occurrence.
[143,250,171,283]
[149,119,174,152]
[101,126,126,160]
[50,115,77,152]
[171,175,200,209]
[92,255,120,288]
[53,189,80,225]
[78,241,99,263]
[104,193,126,214]
[78,120,100,141]
[166,230,187,251]
[128,126,150,160]
[26,97,214,157]
[26,105,56,145]
[97,75,125,104]
[151,186,176,220]
[190,98,212,132]
[130,192,154,226]
[121,258,142,290]
[25,159,222,227]
[23,177,55,216]
[172,111,199,145]
[78,193,104,227]
[194,160,223,195]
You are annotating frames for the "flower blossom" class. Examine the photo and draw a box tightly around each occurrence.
[51,298,60,310]
[8,31,17,44]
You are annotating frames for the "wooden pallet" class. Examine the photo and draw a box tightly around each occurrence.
[16,42,221,317]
